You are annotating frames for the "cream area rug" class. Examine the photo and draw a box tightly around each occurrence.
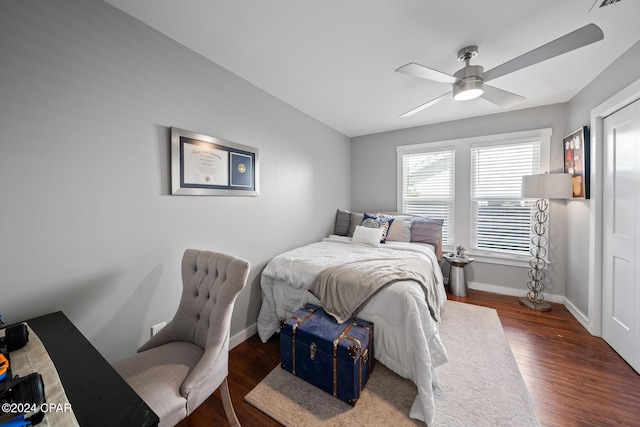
[245,301,540,426]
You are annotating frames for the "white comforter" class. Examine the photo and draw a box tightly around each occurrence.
[257,235,449,424]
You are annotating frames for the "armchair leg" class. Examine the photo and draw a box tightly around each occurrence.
[220,377,240,427]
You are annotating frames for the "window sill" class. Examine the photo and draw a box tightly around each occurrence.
[470,253,530,268]
[442,250,535,268]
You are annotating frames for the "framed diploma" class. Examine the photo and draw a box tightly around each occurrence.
[563,126,590,199]
[171,127,259,196]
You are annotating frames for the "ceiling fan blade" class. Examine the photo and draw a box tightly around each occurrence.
[399,92,451,118]
[480,85,525,108]
[396,62,458,84]
[484,24,604,82]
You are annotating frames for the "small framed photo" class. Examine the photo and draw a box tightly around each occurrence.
[171,127,259,196]
[563,126,590,199]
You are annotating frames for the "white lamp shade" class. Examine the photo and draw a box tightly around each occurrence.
[521,173,573,199]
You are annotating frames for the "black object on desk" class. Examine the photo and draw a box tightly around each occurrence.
[26,311,159,427]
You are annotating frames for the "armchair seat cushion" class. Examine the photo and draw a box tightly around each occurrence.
[113,341,203,427]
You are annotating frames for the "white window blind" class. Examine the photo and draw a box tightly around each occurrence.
[471,142,540,255]
[401,149,454,246]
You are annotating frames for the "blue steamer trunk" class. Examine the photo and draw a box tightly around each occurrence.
[280,304,374,405]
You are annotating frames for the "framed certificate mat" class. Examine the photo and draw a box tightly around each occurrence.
[171,127,259,196]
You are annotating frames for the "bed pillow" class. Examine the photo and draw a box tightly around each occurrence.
[351,225,383,247]
[382,215,412,242]
[410,217,444,245]
[334,209,351,236]
[362,213,394,243]
[347,212,365,237]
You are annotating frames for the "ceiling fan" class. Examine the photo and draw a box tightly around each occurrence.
[396,24,604,118]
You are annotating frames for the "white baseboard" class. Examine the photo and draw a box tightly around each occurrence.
[468,281,564,304]
[563,297,595,335]
[467,281,597,333]
[230,322,257,350]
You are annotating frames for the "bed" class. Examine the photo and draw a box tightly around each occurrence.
[256,211,448,424]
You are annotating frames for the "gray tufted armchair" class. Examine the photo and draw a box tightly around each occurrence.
[113,249,250,427]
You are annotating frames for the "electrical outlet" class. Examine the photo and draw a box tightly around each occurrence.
[151,321,166,337]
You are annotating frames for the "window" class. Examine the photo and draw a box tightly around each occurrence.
[471,142,540,256]
[400,149,454,246]
[397,129,551,266]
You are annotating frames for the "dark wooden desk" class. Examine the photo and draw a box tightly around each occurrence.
[26,312,159,427]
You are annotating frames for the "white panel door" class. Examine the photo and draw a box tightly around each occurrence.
[602,98,640,373]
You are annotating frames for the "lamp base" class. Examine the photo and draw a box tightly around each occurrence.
[518,296,552,312]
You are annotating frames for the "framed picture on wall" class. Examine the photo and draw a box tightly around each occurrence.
[171,127,259,196]
[563,126,590,199]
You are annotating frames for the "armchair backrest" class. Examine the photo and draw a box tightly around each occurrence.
[170,249,250,351]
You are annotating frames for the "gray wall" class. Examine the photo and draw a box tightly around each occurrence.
[564,40,640,316]
[351,105,569,296]
[0,0,350,361]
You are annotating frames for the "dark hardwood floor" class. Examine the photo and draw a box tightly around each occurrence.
[178,290,640,427]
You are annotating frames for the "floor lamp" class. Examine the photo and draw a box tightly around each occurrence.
[519,173,572,311]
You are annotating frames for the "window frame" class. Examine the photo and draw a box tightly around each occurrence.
[397,128,552,267]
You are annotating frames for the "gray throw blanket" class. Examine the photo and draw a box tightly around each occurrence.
[308,257,442,324]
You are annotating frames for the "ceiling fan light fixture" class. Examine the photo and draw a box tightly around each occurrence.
[453,77,485,101]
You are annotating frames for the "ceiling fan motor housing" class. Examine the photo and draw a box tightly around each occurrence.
[453,65,485,100]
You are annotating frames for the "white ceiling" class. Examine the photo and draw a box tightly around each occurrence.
[105,0,640,137]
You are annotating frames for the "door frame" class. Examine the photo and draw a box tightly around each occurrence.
[588,77,640,337]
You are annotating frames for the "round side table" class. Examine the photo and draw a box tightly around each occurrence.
[443,254,474,297]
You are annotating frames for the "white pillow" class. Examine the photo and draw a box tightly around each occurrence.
[351,225,383,247]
